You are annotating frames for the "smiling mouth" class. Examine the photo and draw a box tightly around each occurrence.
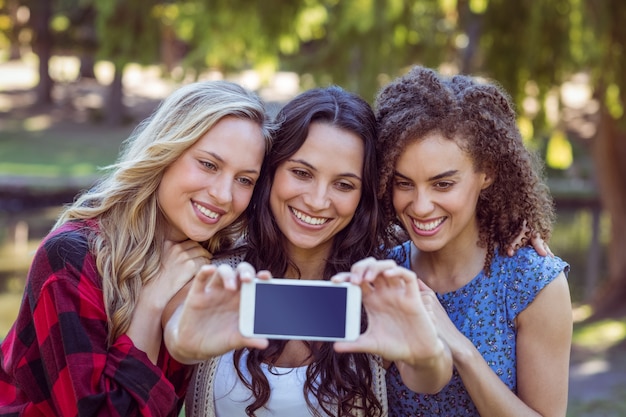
[290,207,329,225]
[412,217,445,231]
[194,202,219,219]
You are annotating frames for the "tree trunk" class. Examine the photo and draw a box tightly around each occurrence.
[590,109,626,318]
[30,0,54,106]
[7,0,22,60]
[105,64,125,125]
[79,54,96,79]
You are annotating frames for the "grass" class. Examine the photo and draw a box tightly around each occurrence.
[567,383,626,417]
[0,118,131,180]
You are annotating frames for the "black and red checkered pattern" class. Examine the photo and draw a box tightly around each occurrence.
[0,220,191,416]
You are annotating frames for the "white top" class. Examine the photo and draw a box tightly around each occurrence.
[184,252,389,417]
[214,350,327,417]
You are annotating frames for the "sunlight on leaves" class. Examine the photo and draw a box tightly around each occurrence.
[439,0,457,15]
[296,5,327,42]
[518,116,534,145]
[606,84,624,119]
[50,15,70,32]
[469,0,489,14]
[573,319,626,350]
[546,130,573,170]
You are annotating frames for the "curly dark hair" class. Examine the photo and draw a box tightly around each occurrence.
[375,65,555,272]
[235,86,385,417]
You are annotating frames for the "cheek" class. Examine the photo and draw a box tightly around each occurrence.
[156,171,175,207]
[270,172,297,204]
[232,188,255,215]
[392,191,409,214]
[337,193,361,219]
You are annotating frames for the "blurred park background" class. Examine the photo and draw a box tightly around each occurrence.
[1,0,626,415]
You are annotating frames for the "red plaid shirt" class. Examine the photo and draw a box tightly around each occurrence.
[0,220,191,416]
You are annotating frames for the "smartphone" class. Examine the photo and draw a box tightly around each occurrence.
[239,278,362,342]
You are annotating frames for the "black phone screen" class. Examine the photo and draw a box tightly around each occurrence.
[253,282,347,338]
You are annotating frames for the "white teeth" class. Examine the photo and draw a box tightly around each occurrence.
[194,203,219,219]
[413,218,444,231]
[291,208,328,225]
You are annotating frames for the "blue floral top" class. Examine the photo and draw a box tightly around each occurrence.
[386,242,569,416]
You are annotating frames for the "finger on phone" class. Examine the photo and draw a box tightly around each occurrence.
[214,264,237,290]
[242,337,269,350]
[193,264,217,292]
[333,337,372,354]
[330,271,352,283]
[256,270,273,281]
[236,262,257,283]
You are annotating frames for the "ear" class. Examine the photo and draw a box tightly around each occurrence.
[480,169,495,190]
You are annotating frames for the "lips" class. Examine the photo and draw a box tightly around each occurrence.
[194,202,220,219]
[412,217,445,232]
[290,207,329,226]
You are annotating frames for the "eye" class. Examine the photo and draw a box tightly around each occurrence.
[291,168,312,179]
[434,181,454,190]
[236,176,255,187]
[335,181,357,192]
[200,160,218,171]
[393,179,413,190]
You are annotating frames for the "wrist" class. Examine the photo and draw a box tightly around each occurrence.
[404,337,448,369]
[450,339,480,369]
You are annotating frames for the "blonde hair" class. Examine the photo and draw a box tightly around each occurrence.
[55,80,274,342]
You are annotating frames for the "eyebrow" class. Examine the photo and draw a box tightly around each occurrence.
[201,151,260,174]
[394,169,459,182]
[289,158,362,181]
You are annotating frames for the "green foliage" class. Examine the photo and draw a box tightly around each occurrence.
[480,0,572,116]
[279,0,449,101]
[93,0,162,69]
[159,0,304,80]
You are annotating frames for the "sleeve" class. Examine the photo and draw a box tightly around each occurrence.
[387,241,411,268]
[506,247,570,316]
[3,227,185,417]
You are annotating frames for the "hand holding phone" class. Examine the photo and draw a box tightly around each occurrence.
[239,278,362,341]
[164,262,269,363]
[332,258,443,363]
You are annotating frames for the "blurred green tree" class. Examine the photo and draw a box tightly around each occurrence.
[93,0,162,124]
[461,0,626,317]
[11,0,626,315]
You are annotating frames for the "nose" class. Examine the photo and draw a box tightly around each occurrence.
[303,182,330,211]
[207,174,233,205]
[410,188,435,216]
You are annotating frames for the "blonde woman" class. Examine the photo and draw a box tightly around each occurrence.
[0,80,274,416]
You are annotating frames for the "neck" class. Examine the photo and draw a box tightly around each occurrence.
[410,238,487,294]
[284,241,332,280]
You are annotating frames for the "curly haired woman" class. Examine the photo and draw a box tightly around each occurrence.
[0,80,274,416]
[375,66,572,417]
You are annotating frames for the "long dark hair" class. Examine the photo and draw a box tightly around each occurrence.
[236,86,385,417]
